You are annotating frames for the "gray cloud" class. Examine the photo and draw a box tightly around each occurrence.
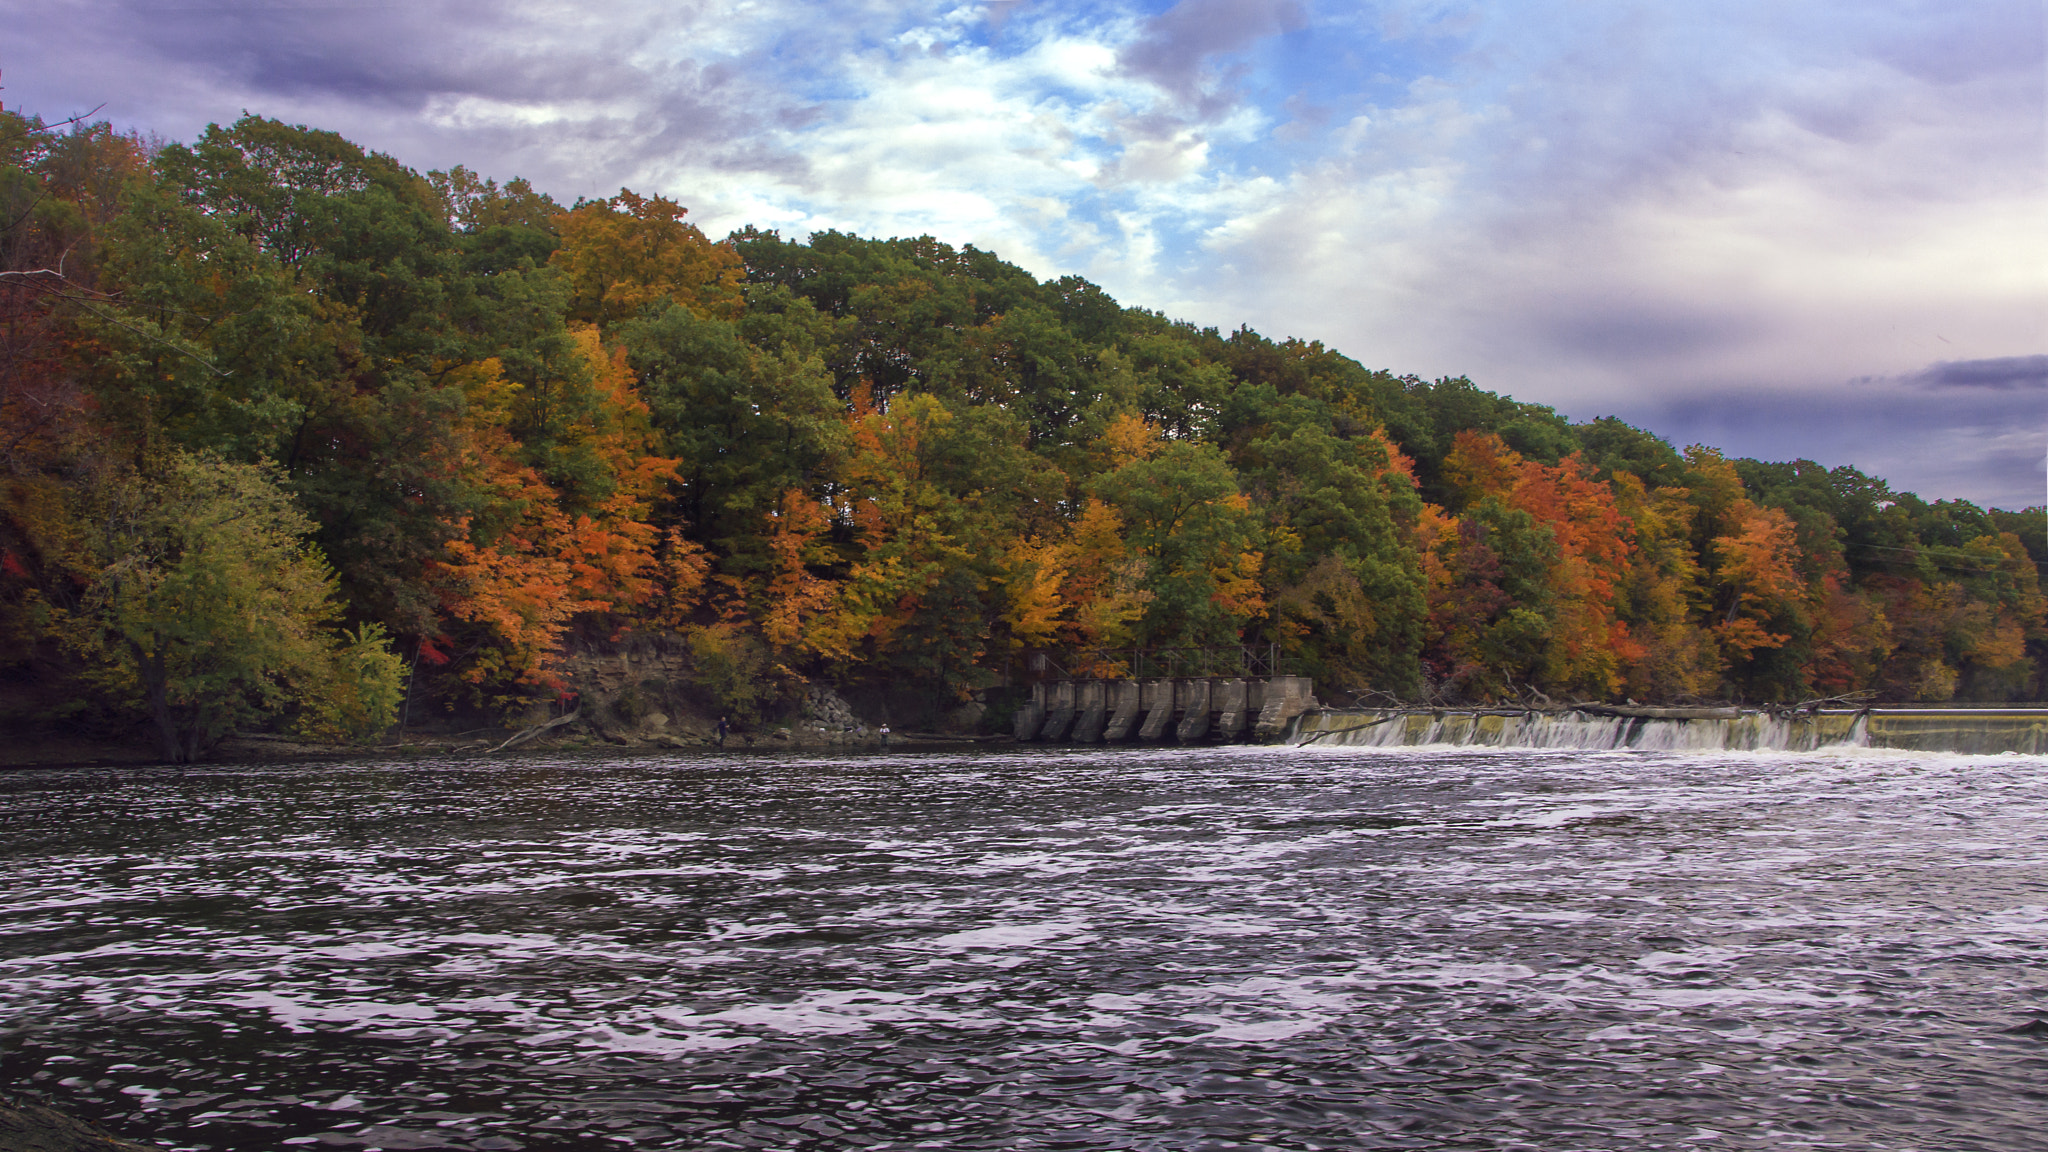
[1117,0,1304,105]
[1870,0,2045,85]
[68,1,633,106]
[4,0,814,200]
[1540,300,1768,362]
[1433,0,2043,232]
[1904,356,2048,391]
[1624,379,2044,508]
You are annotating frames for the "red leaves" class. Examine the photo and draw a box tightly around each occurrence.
[416,634,454,667]
[1436,432,1637,696]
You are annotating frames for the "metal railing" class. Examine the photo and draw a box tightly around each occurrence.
[1025,644,1287,681]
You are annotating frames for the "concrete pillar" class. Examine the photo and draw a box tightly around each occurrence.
[1102,680,1145,742]
[1039,679,1078,741]
[1137,678,1176,742]
[1252,675,1319,741]
[1071,681,1110,743]
[1211,678,1248,741]
[1013,682,1047,741]
[1175,678,1213,742]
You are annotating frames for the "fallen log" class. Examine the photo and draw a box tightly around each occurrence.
[1569,704,1745,720]
[489,710,581,754]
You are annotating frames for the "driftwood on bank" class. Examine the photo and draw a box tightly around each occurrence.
[488,710,581,754]
[1571,704,1745,720]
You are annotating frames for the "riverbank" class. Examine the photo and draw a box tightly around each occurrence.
[1,637,1004,768]
[0,720,1005,771]
[13,697,2048,769]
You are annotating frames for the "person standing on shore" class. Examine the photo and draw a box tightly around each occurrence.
[715,716,729,748]
[879,723,890,750]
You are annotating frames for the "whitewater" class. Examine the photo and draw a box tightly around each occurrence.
[2,744,2044,1149]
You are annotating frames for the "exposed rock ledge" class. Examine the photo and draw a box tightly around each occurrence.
[0,1093,162,1151]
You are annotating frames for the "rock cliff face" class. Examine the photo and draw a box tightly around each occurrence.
[792,686,869,743]
[546,635,717,748]
[539,631,1013,746]
[533,637,915,750]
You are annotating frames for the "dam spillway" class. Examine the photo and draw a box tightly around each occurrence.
[1291,707,2048,755]
[1009,664,2048,756]
[1012,675,1319,743]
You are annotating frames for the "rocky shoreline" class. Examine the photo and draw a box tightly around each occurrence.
[0,1092,162,1152]
[0,651,1018,770]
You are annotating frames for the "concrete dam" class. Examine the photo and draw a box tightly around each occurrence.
[1010,669,2048,755]
[1011,674,1320,744]
[1005,644,2048,754]
[1289,706,2048,755]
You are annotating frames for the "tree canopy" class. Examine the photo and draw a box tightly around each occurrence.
[5,111,2043,748]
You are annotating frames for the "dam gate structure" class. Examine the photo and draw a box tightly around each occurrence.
[1007,645,2048,754]
[1010,646,1319,744]
[1009,660,2048,753]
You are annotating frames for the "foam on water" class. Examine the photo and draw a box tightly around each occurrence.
[2,746,2046,1150]
[1300,708,1876,751]
[1302,706,2048,755]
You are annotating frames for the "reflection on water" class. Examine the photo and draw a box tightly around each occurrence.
[2,746,2045,1150]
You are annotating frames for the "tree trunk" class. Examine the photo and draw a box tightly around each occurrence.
[137,647,185,763]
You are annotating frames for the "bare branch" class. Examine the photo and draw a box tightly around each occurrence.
[21,104,109,135]
[0,260,230,377]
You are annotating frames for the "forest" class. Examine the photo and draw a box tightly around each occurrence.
[3,112,2043,760]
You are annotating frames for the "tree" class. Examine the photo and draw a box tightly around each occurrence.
[58,452,403,762]
[618,298,842,561]
[1437,431,1636,698]
[1413,497,1559,700]
[553,189,744,329]
[1610,473,1721,700]
[1093,440,1267,650]
[810,389,1058,687]
[1241,414,1425,694]
[427,330,676,698]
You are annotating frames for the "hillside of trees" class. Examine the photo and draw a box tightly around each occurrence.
[3,113,2043,758]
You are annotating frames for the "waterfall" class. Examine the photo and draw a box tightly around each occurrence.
[1293,708,2048,755]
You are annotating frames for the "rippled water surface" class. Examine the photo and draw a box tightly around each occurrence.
[4,746,2047,1150]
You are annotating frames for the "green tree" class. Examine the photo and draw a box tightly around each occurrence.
[1244,419,1426,694]
[1093,440,1267,650]
[59,452,403,762]
[617,299,842,563]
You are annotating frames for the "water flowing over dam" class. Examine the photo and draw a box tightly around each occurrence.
[1292,707,2048,755]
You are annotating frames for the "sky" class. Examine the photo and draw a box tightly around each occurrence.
[6,0,2044,508]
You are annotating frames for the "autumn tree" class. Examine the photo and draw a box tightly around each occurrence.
[554,189,744,328]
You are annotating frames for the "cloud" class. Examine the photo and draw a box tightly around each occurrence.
[1117,0,1304,105]
[1903,356,2048,391]
[1632,375,2045,508]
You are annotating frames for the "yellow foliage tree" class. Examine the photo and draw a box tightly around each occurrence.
[553,189,745,328]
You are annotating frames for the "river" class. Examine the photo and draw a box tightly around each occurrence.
[2,746,2045,1151]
